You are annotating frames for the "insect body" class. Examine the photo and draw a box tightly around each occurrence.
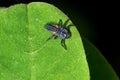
[45,19,73,50]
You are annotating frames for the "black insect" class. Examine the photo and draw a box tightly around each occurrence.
[45,19,73,50]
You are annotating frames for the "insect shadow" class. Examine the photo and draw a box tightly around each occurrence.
[45,19,74,50]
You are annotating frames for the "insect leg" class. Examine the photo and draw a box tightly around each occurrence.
[46,35,54,41]
[54,36,58,39]
[61,39,67,50]
[58,19,63,26]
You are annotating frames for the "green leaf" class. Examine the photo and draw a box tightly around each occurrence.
[82,38,119,80]
[0,7,6,13]
[0,2,89,80]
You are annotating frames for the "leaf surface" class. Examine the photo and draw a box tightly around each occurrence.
[0,2,89,80]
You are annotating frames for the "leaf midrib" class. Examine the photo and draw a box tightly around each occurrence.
[26,5,36,80]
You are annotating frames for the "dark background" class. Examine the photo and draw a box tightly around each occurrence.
[0,0,119,78]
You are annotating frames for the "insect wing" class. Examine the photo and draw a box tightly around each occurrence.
[45,24,58,34]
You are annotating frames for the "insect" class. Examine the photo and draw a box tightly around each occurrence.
[45,19,73,50]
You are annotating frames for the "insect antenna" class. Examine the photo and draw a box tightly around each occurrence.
[67,24,74,30]
[63,19,69,27]
[66,23,74,38]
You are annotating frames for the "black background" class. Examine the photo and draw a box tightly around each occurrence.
[0,0,119,78]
